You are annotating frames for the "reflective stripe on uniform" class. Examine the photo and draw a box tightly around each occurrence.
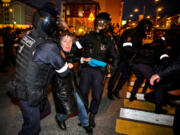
[80,57,84,64]
[123,42,133,47]
[56,62,68,73]
[160,54,169,60]
[75,41,83,49]
[161,37,166,41]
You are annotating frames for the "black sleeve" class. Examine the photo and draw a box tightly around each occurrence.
[158,54,180,78]
[108,39,120,76]
[119,29,143,55]
[68,42,82,63]
[78,33,89,47]
[33,42,70,77]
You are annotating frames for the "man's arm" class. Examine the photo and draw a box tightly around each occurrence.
[150,53,180,86]
[32,42,71,77]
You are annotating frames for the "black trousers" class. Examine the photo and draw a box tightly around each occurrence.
[108,61,129,94]
[18,99,50,135]
[79,67,105,114]
[174,106,180,135]
[131,63,153,95]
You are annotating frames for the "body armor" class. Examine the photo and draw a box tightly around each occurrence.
[10,33,54,106]
[83,31,111,62]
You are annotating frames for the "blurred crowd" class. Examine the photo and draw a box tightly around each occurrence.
[0,27,32,72]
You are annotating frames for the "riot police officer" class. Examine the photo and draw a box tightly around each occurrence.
[120,19,156,101]
[124,19,169,104]
[150,52,180,134]
[79,12,119,128]
[8,3,72,135]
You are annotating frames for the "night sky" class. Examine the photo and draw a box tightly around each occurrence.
[20,0,179,20]
[123,0,180,20]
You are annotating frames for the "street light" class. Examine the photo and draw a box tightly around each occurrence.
[134,8,139,13]
[129,14,133,17]
[156,16,160,19]
[146,16,151,19]
[154,0,159,3]
[157,7,163,12]
[155,7,163,26]
[9,7,15,30]
[9,8,13,12]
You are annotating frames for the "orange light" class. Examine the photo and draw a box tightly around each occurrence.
[88,12,95,21]
[146,16,150,19]
[154,0,159,3]
[157,7,163,12]
[157,16,160,19]
[129,14,133,17]
[9,8,13,12]
[134,8,139,13]
[2,0,11,2]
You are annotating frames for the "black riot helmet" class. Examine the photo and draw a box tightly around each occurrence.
[32,2,59,37]
[94,12,112,33]
[136,19,153,38]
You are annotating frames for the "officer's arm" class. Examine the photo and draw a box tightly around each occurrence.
[77,33,92,63]
[32,43,70,77]
[158,54,180,78]
[120,30,144,55]
[109,41,119,76]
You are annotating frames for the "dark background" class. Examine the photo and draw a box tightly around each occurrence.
[17,0,180,20]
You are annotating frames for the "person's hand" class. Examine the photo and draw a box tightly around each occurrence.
[83,57,91,62]
[150,74,161,86]
[68,63,74,69]
[106,73,111,78]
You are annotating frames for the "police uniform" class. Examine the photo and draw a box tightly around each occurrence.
[8,3,70,135]
[107,31,130,99]
[119,20,160,101]
[79,31,119,115]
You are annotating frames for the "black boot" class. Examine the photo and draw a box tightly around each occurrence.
[155,106,168,114]
[89,113,96,128]
[107,92,114,100]
[113,89,121,99]
[55,116,66,130]
[129,93,136,102]
[83,125,93,135]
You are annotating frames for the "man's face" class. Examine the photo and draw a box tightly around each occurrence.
[95,19,108,32]
[113,27,119,35]
[61,35,73,52]
[144,24,152,36]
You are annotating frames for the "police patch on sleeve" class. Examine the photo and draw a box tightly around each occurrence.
[21,35,35,48]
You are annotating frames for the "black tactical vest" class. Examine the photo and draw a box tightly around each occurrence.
[83,31,110,62]
[13,33,53,101]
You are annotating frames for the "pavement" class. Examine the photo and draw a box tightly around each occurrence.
[0,66,128,135]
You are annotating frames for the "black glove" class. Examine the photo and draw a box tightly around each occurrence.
[40,96,48,113]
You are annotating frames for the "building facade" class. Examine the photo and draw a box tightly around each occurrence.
[61,0,100,35]
[0,0,36,29]
[95,0,124,27]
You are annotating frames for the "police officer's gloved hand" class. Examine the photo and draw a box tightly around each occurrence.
[40,96,48,113]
